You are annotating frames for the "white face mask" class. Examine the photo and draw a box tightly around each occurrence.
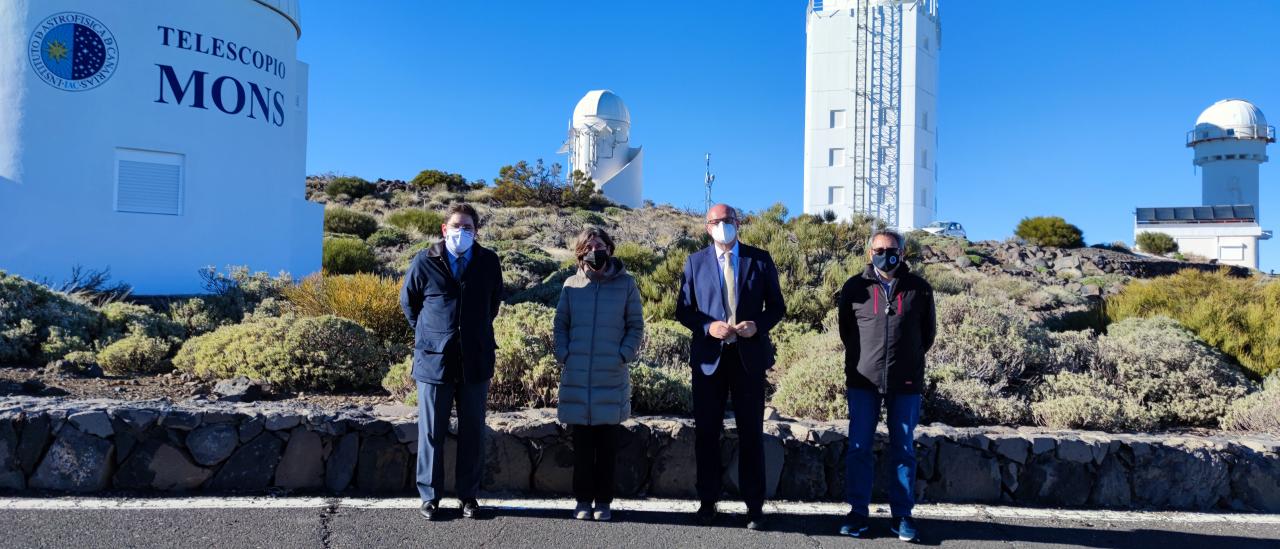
[444,227,474,255]
[710,221,737,245]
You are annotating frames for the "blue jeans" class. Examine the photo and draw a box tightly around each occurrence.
[416,380,489,502]
[845,387,921,518]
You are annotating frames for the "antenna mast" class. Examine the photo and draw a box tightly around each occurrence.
[704,153,716,212]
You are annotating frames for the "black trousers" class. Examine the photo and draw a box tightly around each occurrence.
[572,424,620,505]
[692,344,766,512]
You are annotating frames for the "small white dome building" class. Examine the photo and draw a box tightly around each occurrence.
[0,0,320,294]
[1135,99,1273,270]
[560,90,643,208]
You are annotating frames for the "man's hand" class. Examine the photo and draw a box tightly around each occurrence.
[708,321,738,340]
[734,321,757,338]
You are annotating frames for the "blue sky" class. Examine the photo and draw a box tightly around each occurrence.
[299,1,1280,271]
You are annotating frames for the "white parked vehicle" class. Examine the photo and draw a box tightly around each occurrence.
[921,221,967,239]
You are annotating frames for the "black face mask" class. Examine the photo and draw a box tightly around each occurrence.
[872,250,901,273]
[582,249,609,270]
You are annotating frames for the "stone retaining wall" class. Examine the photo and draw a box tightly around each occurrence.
[1,397,1277,512]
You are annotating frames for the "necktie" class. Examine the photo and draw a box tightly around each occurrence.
[723,251,737,343]
[454,255,468,280]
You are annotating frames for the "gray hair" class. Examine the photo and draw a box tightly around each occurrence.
[869,229,905,249]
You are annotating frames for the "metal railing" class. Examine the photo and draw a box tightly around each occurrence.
[1186,125,1276,145]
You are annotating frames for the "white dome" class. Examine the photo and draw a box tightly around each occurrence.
[1192,99,1269,141]
[572,90,630,125]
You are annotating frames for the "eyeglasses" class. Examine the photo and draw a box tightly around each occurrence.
[871,247,899,254]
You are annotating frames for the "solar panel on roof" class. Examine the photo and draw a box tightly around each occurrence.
[1136,208,1155,222]
[1212,205,1234,218]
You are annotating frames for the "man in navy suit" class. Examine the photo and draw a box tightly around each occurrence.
[400,203,503,521]
[676,203,786,531]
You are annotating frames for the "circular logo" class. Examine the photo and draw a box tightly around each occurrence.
[28,12,118,92]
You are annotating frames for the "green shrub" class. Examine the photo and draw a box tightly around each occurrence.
[613,242,659,275]
[173,315,389,391]
[40,327,92,361]
[367,226,410,248]
[0,270,102,364]
[636,244,696,321]
[491,303,560,410]
[924,366,1030,426]
[97,332,172,376]
[1015,216,1085,248]
[385,208,445,236]
[1031,372,1155,431]
[1135,232,1178,255]
[323,237,378,275]
[324,176,373,199]
[499,248,560,296]
[57,350,101,376]
[324,207,379,238]
[1106,268,1279,377]
[771,331,847,421]
[631,363,693,415]
[198,266,294,321]
[410,169,469,192]
[284,273,411,348]
[168,297,227,338]
[506,267,574,306]
[1222,374,1280,433]
[491,160,608,209]
[382,356,415,402]
[637,320,689,369]
[1091,316,1252,428]
[99,301,182,341]
[573,209,606,227]
[929,294,1047,390]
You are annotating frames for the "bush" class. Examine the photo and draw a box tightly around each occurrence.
[173,315,389,391]
[99,301,182,341]
[382,355,415,403]
[1223,374,1280,433]
[631,363,693,415]
[499,248,560,296]
[323,237,379,275]
[367,226,410,248]
[40,327,91,361]
[0,270,102,364]
[613,242,659,275]
[324,176,373,199]
[929,294,1047,390]
[1031,372,1154,431]
[1091,316,1252,428]
[56,350,101,376]
[410,169,470,192]
[167,297,225,339]
[324,207,379,239]
[1135,231,1178,255]
[637,320,690,369]
[490,160,608,209]
[924,366,1030,426]
[1015,216,1084,248]
[97,332,172,376]
[197,266,293,323]
[506,267,574,307]
[385,208,445,236]
[1106,268,1279,378]
[772,331,848,421]
[491,303,560,410]
[284,273,411,348]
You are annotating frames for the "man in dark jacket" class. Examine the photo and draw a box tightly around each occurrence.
[676,203,786,531]
[836,229,936,542]
[400,203,503,521]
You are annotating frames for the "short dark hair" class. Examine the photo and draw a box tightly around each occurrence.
[445,203,480,227]
[870,229,904,249]
[573,226,616,258]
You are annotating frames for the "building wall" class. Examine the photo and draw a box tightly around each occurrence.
[1193,139,1267,213]
[0,0,320,294]
[1135,224,1262,270]
[803,0,939,229]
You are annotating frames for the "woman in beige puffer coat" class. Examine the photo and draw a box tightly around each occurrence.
[554,227,643,522]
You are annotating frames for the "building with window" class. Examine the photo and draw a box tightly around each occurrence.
[0,0,319,294]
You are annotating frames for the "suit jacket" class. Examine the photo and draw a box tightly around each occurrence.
[399,240,503,384]
[675,242,786,373]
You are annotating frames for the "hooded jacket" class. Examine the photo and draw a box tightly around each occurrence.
[837,263,937,394]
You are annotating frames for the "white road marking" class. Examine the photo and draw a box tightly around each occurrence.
[0,497,1276,524]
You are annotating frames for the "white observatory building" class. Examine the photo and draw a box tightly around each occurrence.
[0,0,320,294]
[559,90,643,208]
[803,0,940,229]
[1134,99,1273,270]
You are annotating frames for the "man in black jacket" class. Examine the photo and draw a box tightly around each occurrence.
[836,229,936,542]
[400,203,503,521]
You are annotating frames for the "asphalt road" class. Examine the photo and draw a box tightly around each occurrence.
[0,499,1276,548]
